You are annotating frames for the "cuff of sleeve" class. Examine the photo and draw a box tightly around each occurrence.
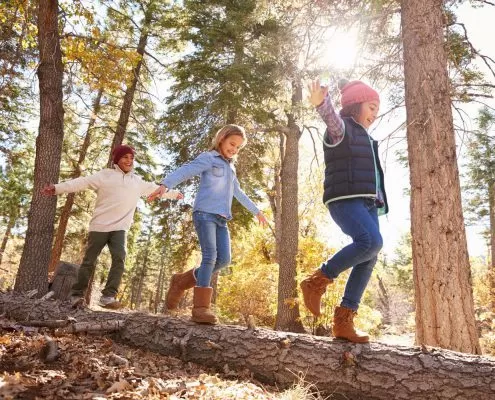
[315,95,328,111]
[162,178,174,189]
[251,206,260,216]
[161,189,180,199]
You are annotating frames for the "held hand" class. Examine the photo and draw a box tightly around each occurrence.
[256,212,268,228]
[41,183,56,196]
[176,192,184,200]
[307,79,328,107]
[147,185,166,202]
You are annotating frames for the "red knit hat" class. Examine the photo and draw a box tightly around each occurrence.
[339,79,380,107]
[112,144,135,164]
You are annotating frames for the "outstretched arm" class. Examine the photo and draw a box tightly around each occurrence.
[148,153,212,202]
[42,172,102,196]
[233,178,268,228]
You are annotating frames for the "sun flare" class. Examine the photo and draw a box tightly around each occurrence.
[320,29,360,73]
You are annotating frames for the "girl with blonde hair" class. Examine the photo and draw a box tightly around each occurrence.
[149,124,267,324]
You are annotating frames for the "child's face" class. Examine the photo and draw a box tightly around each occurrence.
[117,153,134,173]
[219,134,244,159]
[356,100,380,129]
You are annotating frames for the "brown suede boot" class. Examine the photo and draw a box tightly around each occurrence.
[300,269,333,316]
[191,286,218,324]
[165,268,196,310]
[332,306,369,343]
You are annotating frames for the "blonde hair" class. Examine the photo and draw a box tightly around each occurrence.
[210,124,247,157]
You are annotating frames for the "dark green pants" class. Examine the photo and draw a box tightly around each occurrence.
[71,230,127,297]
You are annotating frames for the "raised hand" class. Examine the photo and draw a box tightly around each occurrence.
[307,79,328,107]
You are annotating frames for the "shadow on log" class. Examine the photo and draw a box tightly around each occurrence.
[1,292,494,400]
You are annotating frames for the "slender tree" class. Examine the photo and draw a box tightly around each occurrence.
[401,0,480,353]
[15,0,64,295]
[274,80,304,332]
[106,4,153,165]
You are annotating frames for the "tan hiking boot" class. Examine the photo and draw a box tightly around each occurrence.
[300,269,333,316]
[166,268,196,310]
[191,286,218,324]
[333,306,369,343]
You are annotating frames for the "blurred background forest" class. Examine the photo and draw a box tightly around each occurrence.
[1,0,494,354]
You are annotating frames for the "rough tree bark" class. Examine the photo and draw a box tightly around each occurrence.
[1,294,494,400]
[401,0,481,353]
[275,80,304,333]
[267,136,283,264]
[15,0,64,295]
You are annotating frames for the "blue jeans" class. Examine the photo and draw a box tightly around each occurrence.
[193,211,231,287]
[321,198,383,311]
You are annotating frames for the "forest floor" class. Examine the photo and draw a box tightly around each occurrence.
[0,312,330,400]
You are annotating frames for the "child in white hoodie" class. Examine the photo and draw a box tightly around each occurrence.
[42,144,183,308]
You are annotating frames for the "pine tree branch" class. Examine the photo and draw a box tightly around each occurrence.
[454,22,495,79]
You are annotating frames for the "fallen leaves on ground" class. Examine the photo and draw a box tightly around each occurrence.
[0,316,315,400]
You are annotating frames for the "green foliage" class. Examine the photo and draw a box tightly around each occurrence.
[0,134,35,232]
[470,256,495,355]
[158,0,284,205]
[463,108,495,228]
[388,233,414,298]
[217,221,278,327]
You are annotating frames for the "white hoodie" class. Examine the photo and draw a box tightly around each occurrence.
[55,165,179,232]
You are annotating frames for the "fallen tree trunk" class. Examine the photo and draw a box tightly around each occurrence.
[1,292,494,400]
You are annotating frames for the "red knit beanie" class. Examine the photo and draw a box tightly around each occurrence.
[112,144,135,164]
[339,79,380,108]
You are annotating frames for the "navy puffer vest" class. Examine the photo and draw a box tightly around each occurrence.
[322,117,388,214]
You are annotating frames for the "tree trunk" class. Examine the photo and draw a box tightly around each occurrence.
[267,138,283,263]
[275,80,304,333]
[49,261,79,300]
[135,243,152,309]
[377,275,391,326]
[48,89,103,275]
[490,182,495,313]
[1,293,494,400]
[107,13,150,166]
[0,212,16,266]
[134,264,146,309]
[154,257,165,313]
[15,0,64,295]
[401,0,481,353]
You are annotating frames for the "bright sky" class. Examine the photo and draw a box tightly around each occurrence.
[302,3,495,260]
